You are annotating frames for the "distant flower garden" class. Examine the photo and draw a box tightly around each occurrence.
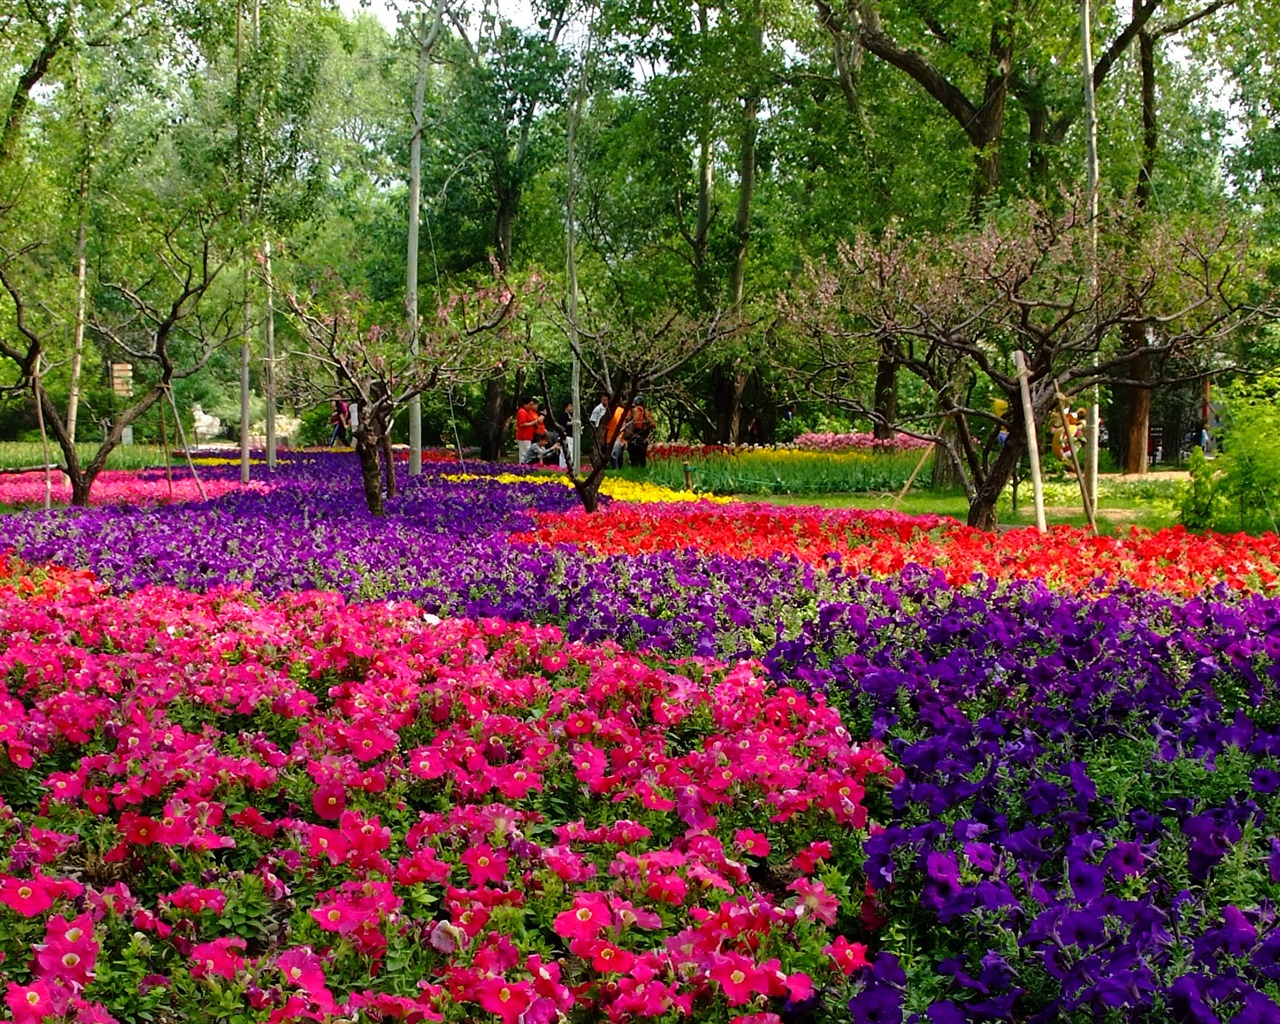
[1,452,1278,1023]
[0,469,268,508]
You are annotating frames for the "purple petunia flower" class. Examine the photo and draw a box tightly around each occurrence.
[1104,841,1145,879]
[1066,857,1106,902]
[1168,974,1223,1024]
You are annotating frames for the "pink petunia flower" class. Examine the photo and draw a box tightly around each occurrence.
[553,892,612,943]
[824,935,868,975]
[474,977,532,1024]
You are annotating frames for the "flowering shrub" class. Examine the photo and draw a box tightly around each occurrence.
[6,455,1280,1021]
[766,569,1280,1021]
[647,443,735,461]
[443,471,730,504]
[641,446,927,496]
[0,556,899,1023]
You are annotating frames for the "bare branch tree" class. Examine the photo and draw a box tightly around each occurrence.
[284,270,519,515]
[0,214,236,504]
[779,198,1274,528]
[545,298,741,511]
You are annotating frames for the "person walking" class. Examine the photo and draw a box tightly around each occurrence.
[328,399,350,446]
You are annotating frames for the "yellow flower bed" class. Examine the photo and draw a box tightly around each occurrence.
[730,448,873,467]
[189,457,268,467]
[599,478,730,504]
[441,472,728,504]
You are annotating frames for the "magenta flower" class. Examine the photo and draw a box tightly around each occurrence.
[4,980,58,1024]
[190,937,247,981]
[553,892,612,943]
[474,977,533,1024]
[710,951,771,1005]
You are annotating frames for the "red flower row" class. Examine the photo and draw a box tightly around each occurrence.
[512,504,1280,594]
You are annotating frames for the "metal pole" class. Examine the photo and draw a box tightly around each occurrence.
[264,237,276,469]
[236,0,250,485]
[1014,350,1047,533]
[406,11,428,477]
[1081,0,1100,517]
[566,25,592,477]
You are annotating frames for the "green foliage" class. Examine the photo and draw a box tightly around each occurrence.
[623,447,929,496]
[0,443,171,471]
[1180,447,1222,529]
[1202,384,1280,533]
[297,404,336,446]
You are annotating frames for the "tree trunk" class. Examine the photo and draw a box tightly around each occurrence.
[1119,24,1157,475]
[1123,344,1152,473]
[381,432,397,498]
[67,207,88,444]
[728,0,762,310]
[573,474,602,513]
[931,415,966,490]
[967,422,1026,529]
[480,374,508,462]
[727,369,749,443]
[968,20,1014,217]
[67,62,90,444]
[872,351,897,439]
[970,145,1003,218]
[406,3,443,478]
[1135,27,1157,207]
[70,475,93,506]
[39,384,163,507]
[355,434,384,516]
[1027,100,1049,189]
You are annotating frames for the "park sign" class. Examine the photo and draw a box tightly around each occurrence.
[110,362,133,398]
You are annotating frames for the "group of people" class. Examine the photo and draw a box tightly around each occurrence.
[514,394,656,468]
[590,394,655,468]
[515,399,573,466]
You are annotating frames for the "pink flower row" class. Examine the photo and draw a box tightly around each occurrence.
[0,470,265,507]
[792,431,933,452]
[0,558,897,1023]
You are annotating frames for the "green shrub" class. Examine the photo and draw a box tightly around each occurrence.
[297,404,337,446]
[1179,447,1221,529]
[1210,386,1280,533]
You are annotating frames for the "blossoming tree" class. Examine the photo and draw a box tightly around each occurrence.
[285,272,517,515]
[552,302,738,512]
[782,199,1273,529]
[0,214,235,505]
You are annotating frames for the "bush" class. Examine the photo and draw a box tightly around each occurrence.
[1179,447,1221,529]
[1194,383,1280,533]
[297,404,337,446]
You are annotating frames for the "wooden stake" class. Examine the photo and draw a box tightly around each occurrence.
[1056,389,1097,534]
[892,431,938,509]
[159,400,174,499]
[1014,350,1046,533]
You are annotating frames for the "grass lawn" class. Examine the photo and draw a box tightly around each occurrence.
[745,473,1184,533]
[0,441,172,471]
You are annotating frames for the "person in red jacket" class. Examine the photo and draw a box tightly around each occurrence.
[515,399,543,464]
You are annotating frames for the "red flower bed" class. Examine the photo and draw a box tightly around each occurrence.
[512,504,1280,594]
